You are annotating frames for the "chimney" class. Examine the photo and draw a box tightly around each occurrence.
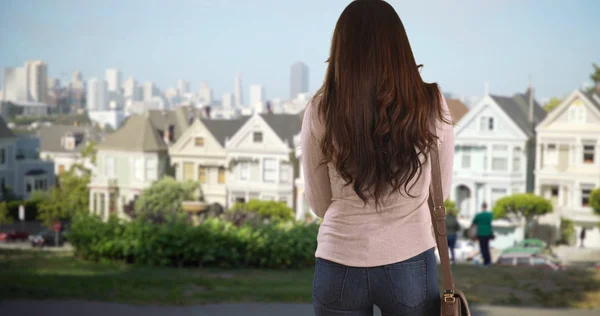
[528,81,534,124]
[266,101,273,114]
[596,82,600,94]
[204,106,211,119]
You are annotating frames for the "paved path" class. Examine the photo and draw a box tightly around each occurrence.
[0,300,598,316]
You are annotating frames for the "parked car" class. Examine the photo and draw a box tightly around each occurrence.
[496,252,563,271]
[0,230,29,242]
[29,229,67,247]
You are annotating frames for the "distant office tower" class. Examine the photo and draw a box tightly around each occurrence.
[72,71,84,90]
[87,78,108,111]
[143,81,157,101]
[105,68,121,93]
[25,60,48,103]
[290,61,309,99]
[2,67,29,102]
[249,84,265,107]
[222,93,234,109]
[123,76,141,101]
[47,77,60,90]
[177,79,190,96]
[199,81,213,104]
[234,72,243,107]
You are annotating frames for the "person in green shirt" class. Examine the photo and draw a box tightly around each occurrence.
[471,202,494,266]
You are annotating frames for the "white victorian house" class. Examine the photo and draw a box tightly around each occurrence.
[535,89,600,248]
[169,117,248,207]
[453,90,546,248]
[38,125,103,175]
[89,114,171,221]
[225,112,302,209]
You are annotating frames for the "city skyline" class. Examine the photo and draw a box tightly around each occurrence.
[1,0,599,101]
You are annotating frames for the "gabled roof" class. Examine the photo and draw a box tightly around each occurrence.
[147,107,189,142]
[0,116,16,139]
[201,116,250,147]
[446,99,469,124]
[97,114,167,152]
[37,125,103,153]
[259,113,303,148]
[490,90,546,137]
[583,90,600,111]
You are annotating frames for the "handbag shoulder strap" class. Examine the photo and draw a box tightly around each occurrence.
[427,118,455,298]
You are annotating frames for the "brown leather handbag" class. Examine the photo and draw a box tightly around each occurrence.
[428,126,471,316]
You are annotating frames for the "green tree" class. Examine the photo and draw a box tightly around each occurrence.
[591,63,600,85]
[590,188,600,216]
[134,177,201,221]
[493,193,553,238]
[557,217,575,245]
[0,202,14,229]
[37,167,92,227]
[543,97,562,113]
[444,200,458,216]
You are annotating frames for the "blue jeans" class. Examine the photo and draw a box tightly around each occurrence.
[447,234,457,264]
[312,248,440,316]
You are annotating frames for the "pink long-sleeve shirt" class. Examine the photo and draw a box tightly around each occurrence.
[301,94,454,267]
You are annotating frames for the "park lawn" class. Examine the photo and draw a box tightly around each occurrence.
[1,249,599,308]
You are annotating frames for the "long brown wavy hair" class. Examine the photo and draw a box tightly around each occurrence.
[314,0,449,209]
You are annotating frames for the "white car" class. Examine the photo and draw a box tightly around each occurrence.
[434,239,478,264]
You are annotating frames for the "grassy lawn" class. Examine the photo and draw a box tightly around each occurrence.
[1,249,600,308]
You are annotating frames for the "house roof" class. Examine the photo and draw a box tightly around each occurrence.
[37,125,103,153]
[260,113,303,148]
[446,99,469,123]
[201,117,250,147]
[490,90,546,137]
[0,116,16,139]
[147,107,189,142]
[97,114,168,152]
[583,90,600,111]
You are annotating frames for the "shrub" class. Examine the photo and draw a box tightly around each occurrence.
[228,200,294,221]
[69,214,319,269]
[444,200,458,216]
[557,217,575,246]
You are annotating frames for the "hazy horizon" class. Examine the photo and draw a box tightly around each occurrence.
[1,0,599,103]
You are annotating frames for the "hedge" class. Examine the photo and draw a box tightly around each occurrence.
[69,214,319,269]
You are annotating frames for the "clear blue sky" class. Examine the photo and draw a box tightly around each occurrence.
[1,0,599,103]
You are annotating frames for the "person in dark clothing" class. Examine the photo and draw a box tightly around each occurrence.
[471,202,493,266]
[580,228,586,248]
[446,208,461,264]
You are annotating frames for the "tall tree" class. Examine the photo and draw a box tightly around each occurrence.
[493,193,553,238]
[543,97,562,113]
[591,63,600,85]
[134,177,201,221]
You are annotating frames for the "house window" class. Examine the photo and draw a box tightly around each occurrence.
[218,167,226,184]
[0,148,5,164]
[253,132,263,143]
[491,188,507,207]
[195,137,204,147]
[0,177,5,191]
[198,166,207,184]
[280,164,290,183]
[133,157,144,181]
[249,192,260,201]
[492,145,508,171]
[183,162,195,181]
[58,165,66,175]
[263,195,275,201]
[146,158,157,181]
[462,147,471,169]
[546,144,558,165]
[568,103,586,123]
[263,158,277,182]
[583,144,595,164]
[582,188,592,207]
[551,186,559,197]
[279,196,288,204]
[480,117,494,131]
[512,148,521,172]
[105,156,115,177]
[99,193,105,216]
[239,162,249,180]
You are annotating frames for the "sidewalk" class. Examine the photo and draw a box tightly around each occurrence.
[1,300,598,316]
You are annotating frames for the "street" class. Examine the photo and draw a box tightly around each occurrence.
[0,300,598,316]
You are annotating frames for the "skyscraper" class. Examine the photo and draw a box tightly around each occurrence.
[25,60,48,103]
[2,67,29,102]
[123,76,138,100]
[234,72,243,107]
[177,79,190,96]
[72,71,84,90]
[222,93,234,109]
[249,84,265,108]
[47,78,60,90]
[143,81,157,101]
[87,78,108,111]
[105,68,121,93]
[199,81,213,104]
[290,61,309,99]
